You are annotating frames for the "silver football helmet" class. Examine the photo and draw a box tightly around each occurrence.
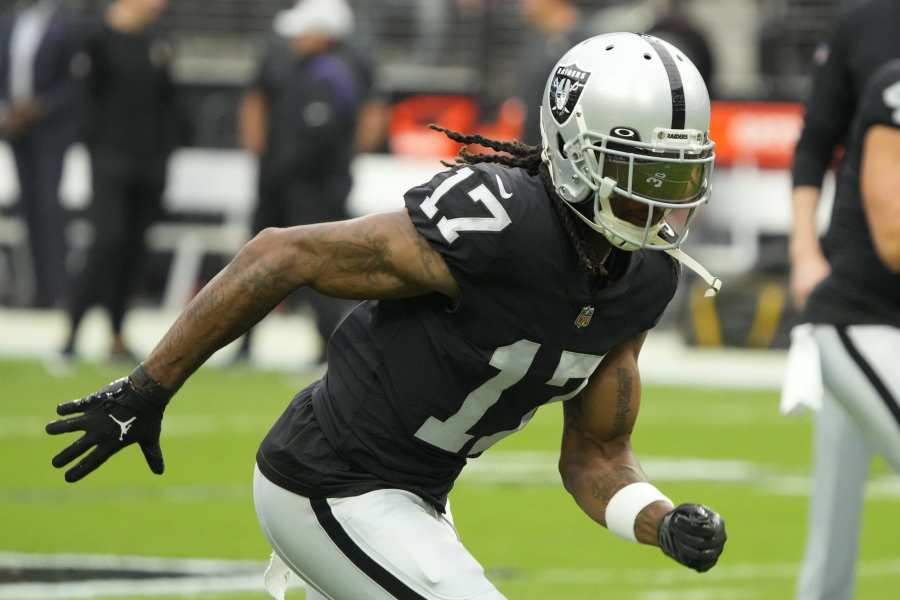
[540,32,721,295]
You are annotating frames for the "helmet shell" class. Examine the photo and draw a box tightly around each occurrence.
[540,32,712,203]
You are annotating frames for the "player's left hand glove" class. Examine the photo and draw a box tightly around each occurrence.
[46,364,174,483]
[658,503,727,572]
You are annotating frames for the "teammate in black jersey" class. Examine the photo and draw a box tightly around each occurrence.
[47,33,727,599]
[792,59,900,600]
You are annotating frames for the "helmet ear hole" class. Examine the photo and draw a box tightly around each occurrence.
[556,133,568,159]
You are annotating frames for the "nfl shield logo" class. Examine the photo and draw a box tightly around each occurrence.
[575,306,595,329]
[549,65,591,124]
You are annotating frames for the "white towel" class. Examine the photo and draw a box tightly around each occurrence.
[780,324,824,416]
[264,551,296,600]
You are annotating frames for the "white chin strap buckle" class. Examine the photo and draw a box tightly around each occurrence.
[666,247,722,297]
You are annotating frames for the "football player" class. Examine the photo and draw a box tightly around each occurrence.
[47,33,727,599]
[792,58,900,600]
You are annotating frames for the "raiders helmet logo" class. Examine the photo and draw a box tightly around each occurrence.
[549,65,591,124]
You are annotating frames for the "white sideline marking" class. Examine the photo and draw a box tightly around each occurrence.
[463,452,900,499]
[638,588,756,600]
[463,452,762,484]
[0,553,263,574]
[2,446,898,500]
[528,558,900,586]
[0,553,290,600]
[0,575,266,599]
[3,553,900,599]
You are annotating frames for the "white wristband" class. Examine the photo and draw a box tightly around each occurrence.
[605,482,672,542]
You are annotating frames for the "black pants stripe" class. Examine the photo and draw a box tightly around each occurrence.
[310,498,427,600]
[836,325,900,429]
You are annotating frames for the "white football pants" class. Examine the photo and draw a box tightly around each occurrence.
[797,325,900,600]
[253,465,507,600]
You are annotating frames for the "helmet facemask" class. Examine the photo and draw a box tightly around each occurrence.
[555,113,715,252]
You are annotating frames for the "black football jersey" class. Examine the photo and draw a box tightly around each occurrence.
[806,60,900,328]
[258,163,678,507]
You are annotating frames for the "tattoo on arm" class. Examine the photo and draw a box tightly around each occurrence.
[144,211,457,391]
[612,367,633,437]
[590,468,640,503]
[319,228,394,285]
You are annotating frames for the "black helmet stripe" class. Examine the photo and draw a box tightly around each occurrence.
[644,35,686,129]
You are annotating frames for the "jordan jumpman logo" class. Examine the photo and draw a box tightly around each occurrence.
[109,415,137,441]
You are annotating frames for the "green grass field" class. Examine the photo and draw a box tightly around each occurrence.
[2,358,898,599]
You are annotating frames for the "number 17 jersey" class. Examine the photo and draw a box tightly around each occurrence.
[257,163,678,508]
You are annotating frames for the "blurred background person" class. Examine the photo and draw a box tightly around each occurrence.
[645,0,715,96]
[0,0,83,308]
[61,0,176,363]
[516,0,592,145]
[236,0,380,366]
[788,1,900,598]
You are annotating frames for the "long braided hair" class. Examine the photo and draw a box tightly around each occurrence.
[430,125,613,277]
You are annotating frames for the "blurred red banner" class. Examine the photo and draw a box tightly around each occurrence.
[388,96,806,169]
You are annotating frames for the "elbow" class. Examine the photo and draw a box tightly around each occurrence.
[870,227,900,273]
[558,455,586,497]
[558,436,630,496]
[242,227,283,260]
[236,227,294,278]
[876,242,900,273]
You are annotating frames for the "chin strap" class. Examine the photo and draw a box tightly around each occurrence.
[665,247,722,297]
[560,196,723,297]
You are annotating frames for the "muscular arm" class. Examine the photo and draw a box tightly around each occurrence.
[144,211,459,389]
[558,332,673,545]
[861,124,900,272]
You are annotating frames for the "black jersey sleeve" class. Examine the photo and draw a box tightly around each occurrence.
[404,165,518,287]
[249,37,284,95]
[857,60,900,134]
[791,15,854,189]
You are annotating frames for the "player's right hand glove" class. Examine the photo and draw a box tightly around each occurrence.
[658,503,727,572]
[45,364,174,483]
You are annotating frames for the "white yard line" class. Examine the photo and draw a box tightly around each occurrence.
[0,576,269,600]
[0,554,275,600]
[463,452,764,484]
[463,451,900,498]
[0,450,897,500]
[3,553,900,599]
[529,558,900,586]
[637,589,759,600]
[0,553,263,574]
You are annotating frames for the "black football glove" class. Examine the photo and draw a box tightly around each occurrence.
[658,503,727,573]
[46,364,174,482]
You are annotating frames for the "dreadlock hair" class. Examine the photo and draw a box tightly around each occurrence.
[430,124,613,277]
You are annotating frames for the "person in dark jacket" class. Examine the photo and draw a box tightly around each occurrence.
[516,0,593,146]
[0,0,83,308]
[61,0,177,362]
[237,0,375,365]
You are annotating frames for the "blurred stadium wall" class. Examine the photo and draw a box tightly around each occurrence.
[0,0,847,350]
